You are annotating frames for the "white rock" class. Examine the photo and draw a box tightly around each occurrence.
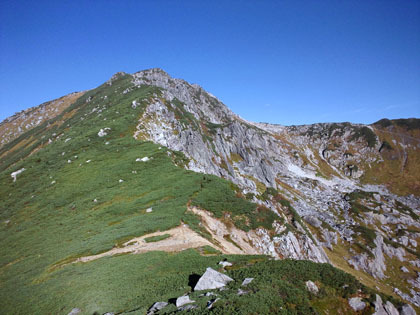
[194,267,233,291]
[11,168,25,182]
[68,160,72,163]
[93,199,98,203]
[241,278,254,286]
[65,138,71,142]
[176,295,195,307]
[136,157,150,162]
[146,208,153,213]
[401,266,409,273]
[67,308,81,315]
[98,128,111,137]
[305,280,318,294]
[218,261,232,268]
[86,160,91,163]
[119,179,124,183]
[51,180,56,184]
[348,297,366,311]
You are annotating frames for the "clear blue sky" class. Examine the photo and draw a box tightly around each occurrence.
[0,1,419,125]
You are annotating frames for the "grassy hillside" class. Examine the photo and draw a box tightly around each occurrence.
[0,74,275,313]
[0,74,406,314]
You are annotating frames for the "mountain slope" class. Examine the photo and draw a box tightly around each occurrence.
[0,68,419,314]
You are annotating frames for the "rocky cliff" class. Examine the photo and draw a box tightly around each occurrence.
[1,68,419,313]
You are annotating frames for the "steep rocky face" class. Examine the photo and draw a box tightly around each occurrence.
[1,68,419,311]
[129,69,420,307]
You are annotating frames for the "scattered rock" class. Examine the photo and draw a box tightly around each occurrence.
[178,304,197,311]
[119,179,124,183]
[136,157,150,162]
[241,278,254,286]
[146,207,153,213]
[207,298,220,309]
[11,168,25,182]
[348,297,366,311]
[98,128,111,137]
[400,304,416,315]
[176,295,195,307]
[67,308,81,315]
[218,261,232,268]
[305,280,318,294]
[147,302,168,315]
[237,288,249,296]
[401,266,409,273]
[194,267,233,291]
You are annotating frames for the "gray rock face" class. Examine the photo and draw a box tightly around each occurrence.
[305,280,319,294]
[125,69,420,300]
[147,302,168,315]
[348,297,366,311]
[304,216,322,228]
[400,304,416,315]
[373,294,387,315]
[383,301,399,315]
[194,267,234,291]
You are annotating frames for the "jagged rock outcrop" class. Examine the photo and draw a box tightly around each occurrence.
[2,68,419,311]
[127,69,420,306]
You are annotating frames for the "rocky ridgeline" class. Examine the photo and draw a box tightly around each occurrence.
[0,92,84,148]
[128,69,420,307]
[2,68,419,310]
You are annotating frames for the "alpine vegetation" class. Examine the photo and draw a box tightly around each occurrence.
[0,69,419,314]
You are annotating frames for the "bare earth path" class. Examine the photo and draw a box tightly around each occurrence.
[73,207,261,264]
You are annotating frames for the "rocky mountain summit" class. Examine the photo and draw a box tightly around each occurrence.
[0,68,419,314]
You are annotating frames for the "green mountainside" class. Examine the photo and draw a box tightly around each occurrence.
[0,70,419,314]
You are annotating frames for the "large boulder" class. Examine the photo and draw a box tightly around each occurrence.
[384,301,399,315]
[194,267,233,291]
[305,280,318,294]
[176,295,195,307]
[348,297,366,311]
